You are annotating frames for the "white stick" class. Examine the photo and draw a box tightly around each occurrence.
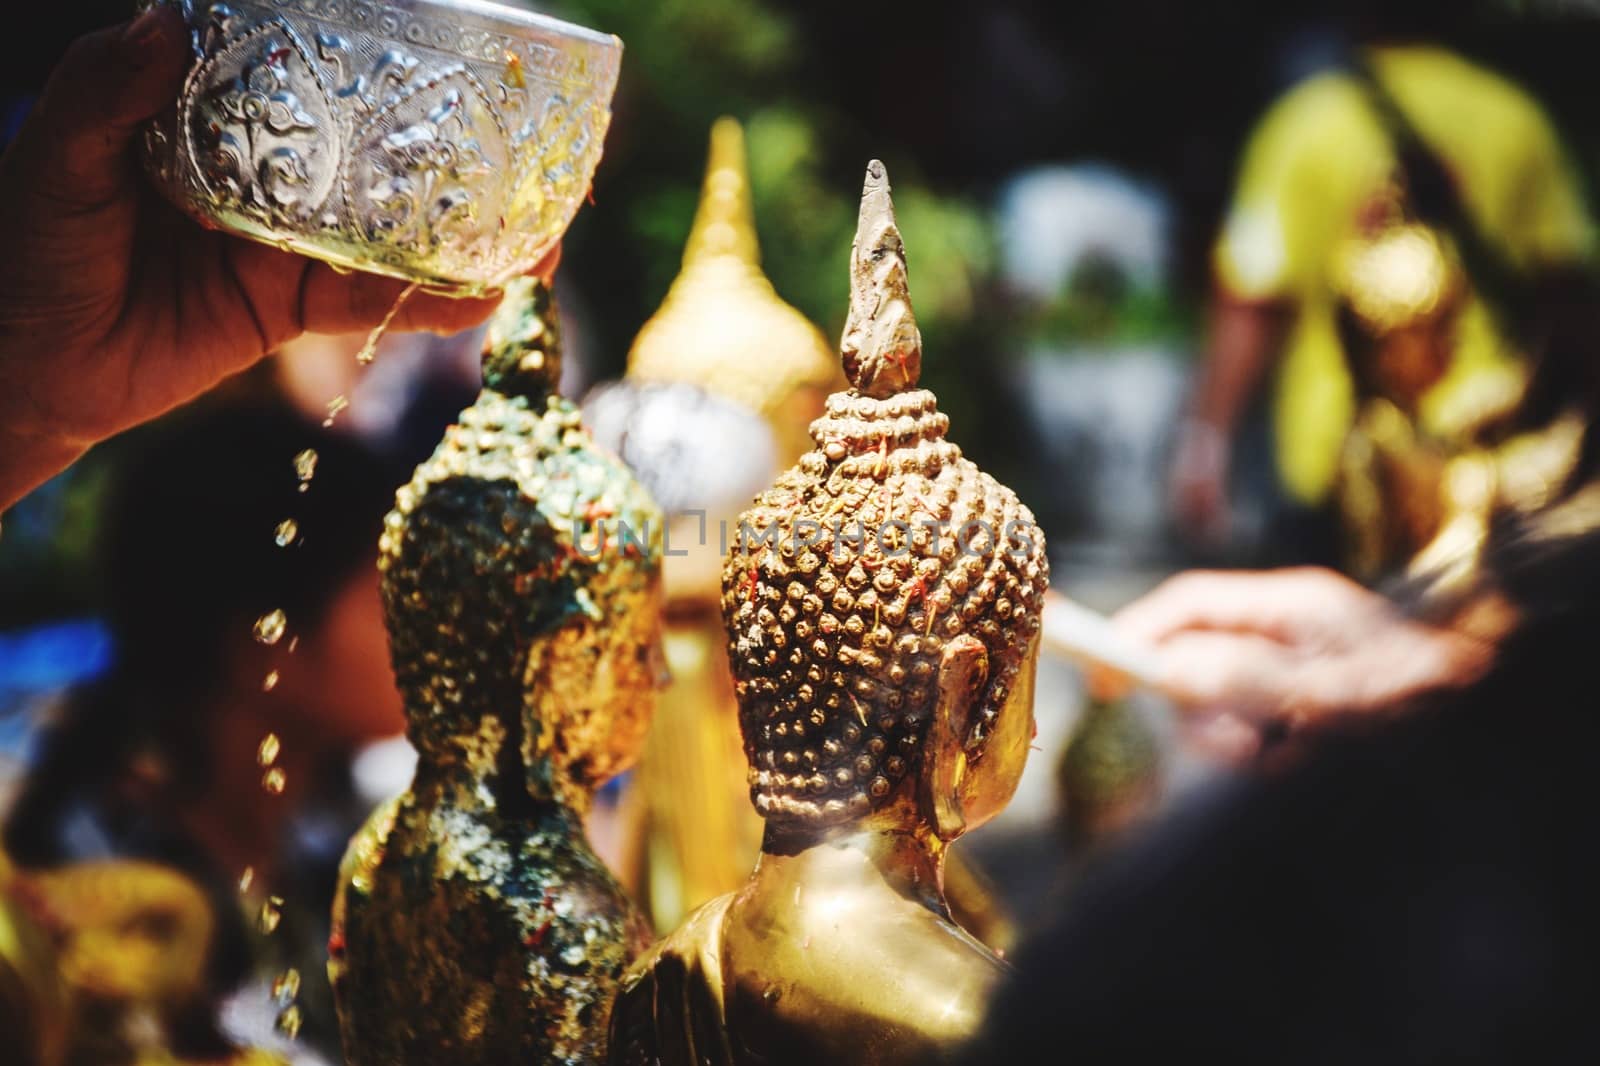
[1040,591,1164,689]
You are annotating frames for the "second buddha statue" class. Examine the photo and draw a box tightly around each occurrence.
[609,162,1050,1065]
[330,280,665,1064]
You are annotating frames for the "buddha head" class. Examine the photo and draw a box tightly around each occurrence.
[720,162,1049,842]
[380,279,666,811]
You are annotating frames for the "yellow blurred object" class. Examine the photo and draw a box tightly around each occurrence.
[1214,44,1595,505]
[634,623,756,932]
[34,860,214,1008]
[1407,409,1587,596]
[1,855,283,1066]
[0,852,69,1066]
[1335,397,1454,581]
[626,117,842,463]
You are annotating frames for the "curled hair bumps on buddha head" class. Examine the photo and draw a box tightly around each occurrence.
[721,162,1049,827]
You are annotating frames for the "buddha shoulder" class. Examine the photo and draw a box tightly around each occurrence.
[727,892,1001,1044]
[609,893,736,1065]
[608,891,998,1065]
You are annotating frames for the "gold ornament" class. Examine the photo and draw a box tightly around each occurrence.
[23,858,274,1065]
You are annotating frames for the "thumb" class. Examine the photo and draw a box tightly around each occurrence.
[14,7,189,208]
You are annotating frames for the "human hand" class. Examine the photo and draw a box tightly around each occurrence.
[0,7,546,511]
[1112,567,1494,761]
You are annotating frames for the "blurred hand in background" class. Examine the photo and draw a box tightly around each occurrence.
[1114,566,1495,760]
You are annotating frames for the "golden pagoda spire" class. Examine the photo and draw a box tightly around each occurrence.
[840,159,922,398]
[680,117,762,268]
[626,117,841,462]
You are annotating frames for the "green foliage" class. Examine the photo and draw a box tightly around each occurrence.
[555,0,799,123]
[536,0,1001,374]
[1029,277,1194,350]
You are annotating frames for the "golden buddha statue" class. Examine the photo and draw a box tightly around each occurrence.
[330,279,665,1065]
[625,117,842,465]
[609,161,1050,1066]
[595,121,1010,951]
[0,852,279,1066]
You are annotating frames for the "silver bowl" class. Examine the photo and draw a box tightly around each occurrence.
[139,0,622,294]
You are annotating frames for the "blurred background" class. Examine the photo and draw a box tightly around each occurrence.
[4,0,1600,1060]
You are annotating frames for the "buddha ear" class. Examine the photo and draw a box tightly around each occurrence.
[920,635,989,843]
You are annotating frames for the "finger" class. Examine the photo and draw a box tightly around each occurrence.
[1147,630,1298,717]
[10,8,189,211]
[217,240,503,348]
[1112,570,1259,647]
[395,288,505,336]
[299,269,503,337]
[1295,625,1489,717]
[1113,567,1363,648]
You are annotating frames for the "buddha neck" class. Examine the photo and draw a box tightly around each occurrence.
[401,672,582,824]
[753,821,950,920]
[406,748,589,834]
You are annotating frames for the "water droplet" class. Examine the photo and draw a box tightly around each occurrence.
[262,767,287,795]
[238,866,255,894]
[355,281,420,365]
[287,635,300,655]
[276,1004,302,1039]
[293,448,318,485]
[262,670,280,693]
[259,896,283,934]
[322,394,349,427]
[257,733,281,767]
[254,609,287,646]
[272,967,301,1003]
[274,519,298,547]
